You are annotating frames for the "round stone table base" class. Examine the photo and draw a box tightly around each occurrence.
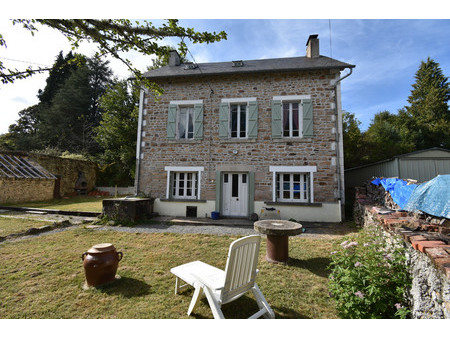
[265,235,289,263]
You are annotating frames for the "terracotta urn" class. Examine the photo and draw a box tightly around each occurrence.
[82,243,123,287]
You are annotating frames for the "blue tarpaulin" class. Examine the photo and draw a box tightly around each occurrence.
[371,177,418,209]
[371,175,450,218]
[403,175,450,218]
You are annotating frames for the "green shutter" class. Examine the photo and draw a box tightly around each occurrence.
[247,101,258,139]
[193,103,203,140]
[215,171,222,213]
[219,102,229,139]
[302,99,313,137]
[248,172,255,215]
[167,104,177,140]
[271,100,282,138]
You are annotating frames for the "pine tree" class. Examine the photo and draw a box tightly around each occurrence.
[404,57,450,149]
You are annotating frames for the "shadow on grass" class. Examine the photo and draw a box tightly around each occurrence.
[286,257,331,278]
[185,293,310,319]
[95,276,152,298]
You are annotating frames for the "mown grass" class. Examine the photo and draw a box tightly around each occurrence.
[0,228,339,319]
[0,217,51,237]
[3,196,108,212]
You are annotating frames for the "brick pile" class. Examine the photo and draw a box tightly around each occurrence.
[355,185,450,279]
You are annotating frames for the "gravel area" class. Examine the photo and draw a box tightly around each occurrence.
[1,210,358,241]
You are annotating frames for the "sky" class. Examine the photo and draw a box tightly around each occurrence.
[1,2,450,137]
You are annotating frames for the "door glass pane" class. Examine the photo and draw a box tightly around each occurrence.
[224,173,228,183]
[232,174,239,197]
[242,173,247,184]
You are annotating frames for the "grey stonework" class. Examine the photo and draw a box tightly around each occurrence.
[137,69,342,204]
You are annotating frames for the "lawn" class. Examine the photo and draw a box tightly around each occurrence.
[3,196,108,212]
[0,217,52,237]
[0,227,339,319]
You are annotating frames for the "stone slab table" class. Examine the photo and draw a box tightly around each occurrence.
[254,219,303,263]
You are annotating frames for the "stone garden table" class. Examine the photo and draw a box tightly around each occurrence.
[254,219,303,263]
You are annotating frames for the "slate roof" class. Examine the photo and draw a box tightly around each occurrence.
[142,55,355,79]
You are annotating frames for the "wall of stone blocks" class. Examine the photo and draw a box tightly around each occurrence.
[28,153,97,196]
[0,177,55,203]
[355,189,450,318]
[137,69,342,205]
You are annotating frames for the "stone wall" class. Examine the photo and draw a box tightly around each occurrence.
[28,153,97,196]
[0,177,55,203]
[354,187,450,318]
[0,151,97,200]
[138,69,342,205]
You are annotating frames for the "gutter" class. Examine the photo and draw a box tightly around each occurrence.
[134,88,145,196]
[333,67,353,211]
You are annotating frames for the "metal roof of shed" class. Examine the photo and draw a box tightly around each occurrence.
[142,55,355,79]
[0,154,57,179]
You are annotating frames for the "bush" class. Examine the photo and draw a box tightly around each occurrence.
[328,227,411,318]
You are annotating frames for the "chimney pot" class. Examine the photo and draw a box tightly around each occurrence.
[169,50,181,66]
[306,34,319,58]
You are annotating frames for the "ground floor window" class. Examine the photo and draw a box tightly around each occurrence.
[165,166,204,200]
[269,166,317,203]
[172,172,197,199]
[276,172,310,202]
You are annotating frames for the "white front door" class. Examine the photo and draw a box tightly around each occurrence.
[222,173,248,217]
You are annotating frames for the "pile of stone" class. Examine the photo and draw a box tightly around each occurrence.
[356,179,449,236]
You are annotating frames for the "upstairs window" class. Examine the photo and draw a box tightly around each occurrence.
[230,104,247,138]
[178,107,194,139]
[219,98,258,139]
[282,102,302,137]
[167,101,203,140]
[271,96,313,139]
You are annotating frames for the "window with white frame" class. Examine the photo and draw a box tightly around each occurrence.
[178,106,194,139]
[165,166,204,200]
[230,103,247,138]
[269,166,316,203]
[271,95,313,139]
[282,102,302,137]
[167,100,203,141]
[219,98,258,139]
[172,172,197,199]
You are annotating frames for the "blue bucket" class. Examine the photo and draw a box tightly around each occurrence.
[211,211,220,220]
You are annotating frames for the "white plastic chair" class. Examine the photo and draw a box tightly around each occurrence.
[170,235,275,319]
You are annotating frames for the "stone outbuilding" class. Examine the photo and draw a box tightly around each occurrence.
[0,151,97,203]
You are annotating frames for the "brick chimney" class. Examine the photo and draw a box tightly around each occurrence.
[168,50,181,66]
[306,34,319,58]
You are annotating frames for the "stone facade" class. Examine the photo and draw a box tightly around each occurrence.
[136,43,352,222]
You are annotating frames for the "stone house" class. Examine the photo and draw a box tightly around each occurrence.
[135,34,355,222]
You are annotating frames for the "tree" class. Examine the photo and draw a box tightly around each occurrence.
[38,57,113,154]
[94,80,139,185]
[342,111,365,168]
[363,111,409,163]
[404,57,450,149]
[2,19,227,93]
